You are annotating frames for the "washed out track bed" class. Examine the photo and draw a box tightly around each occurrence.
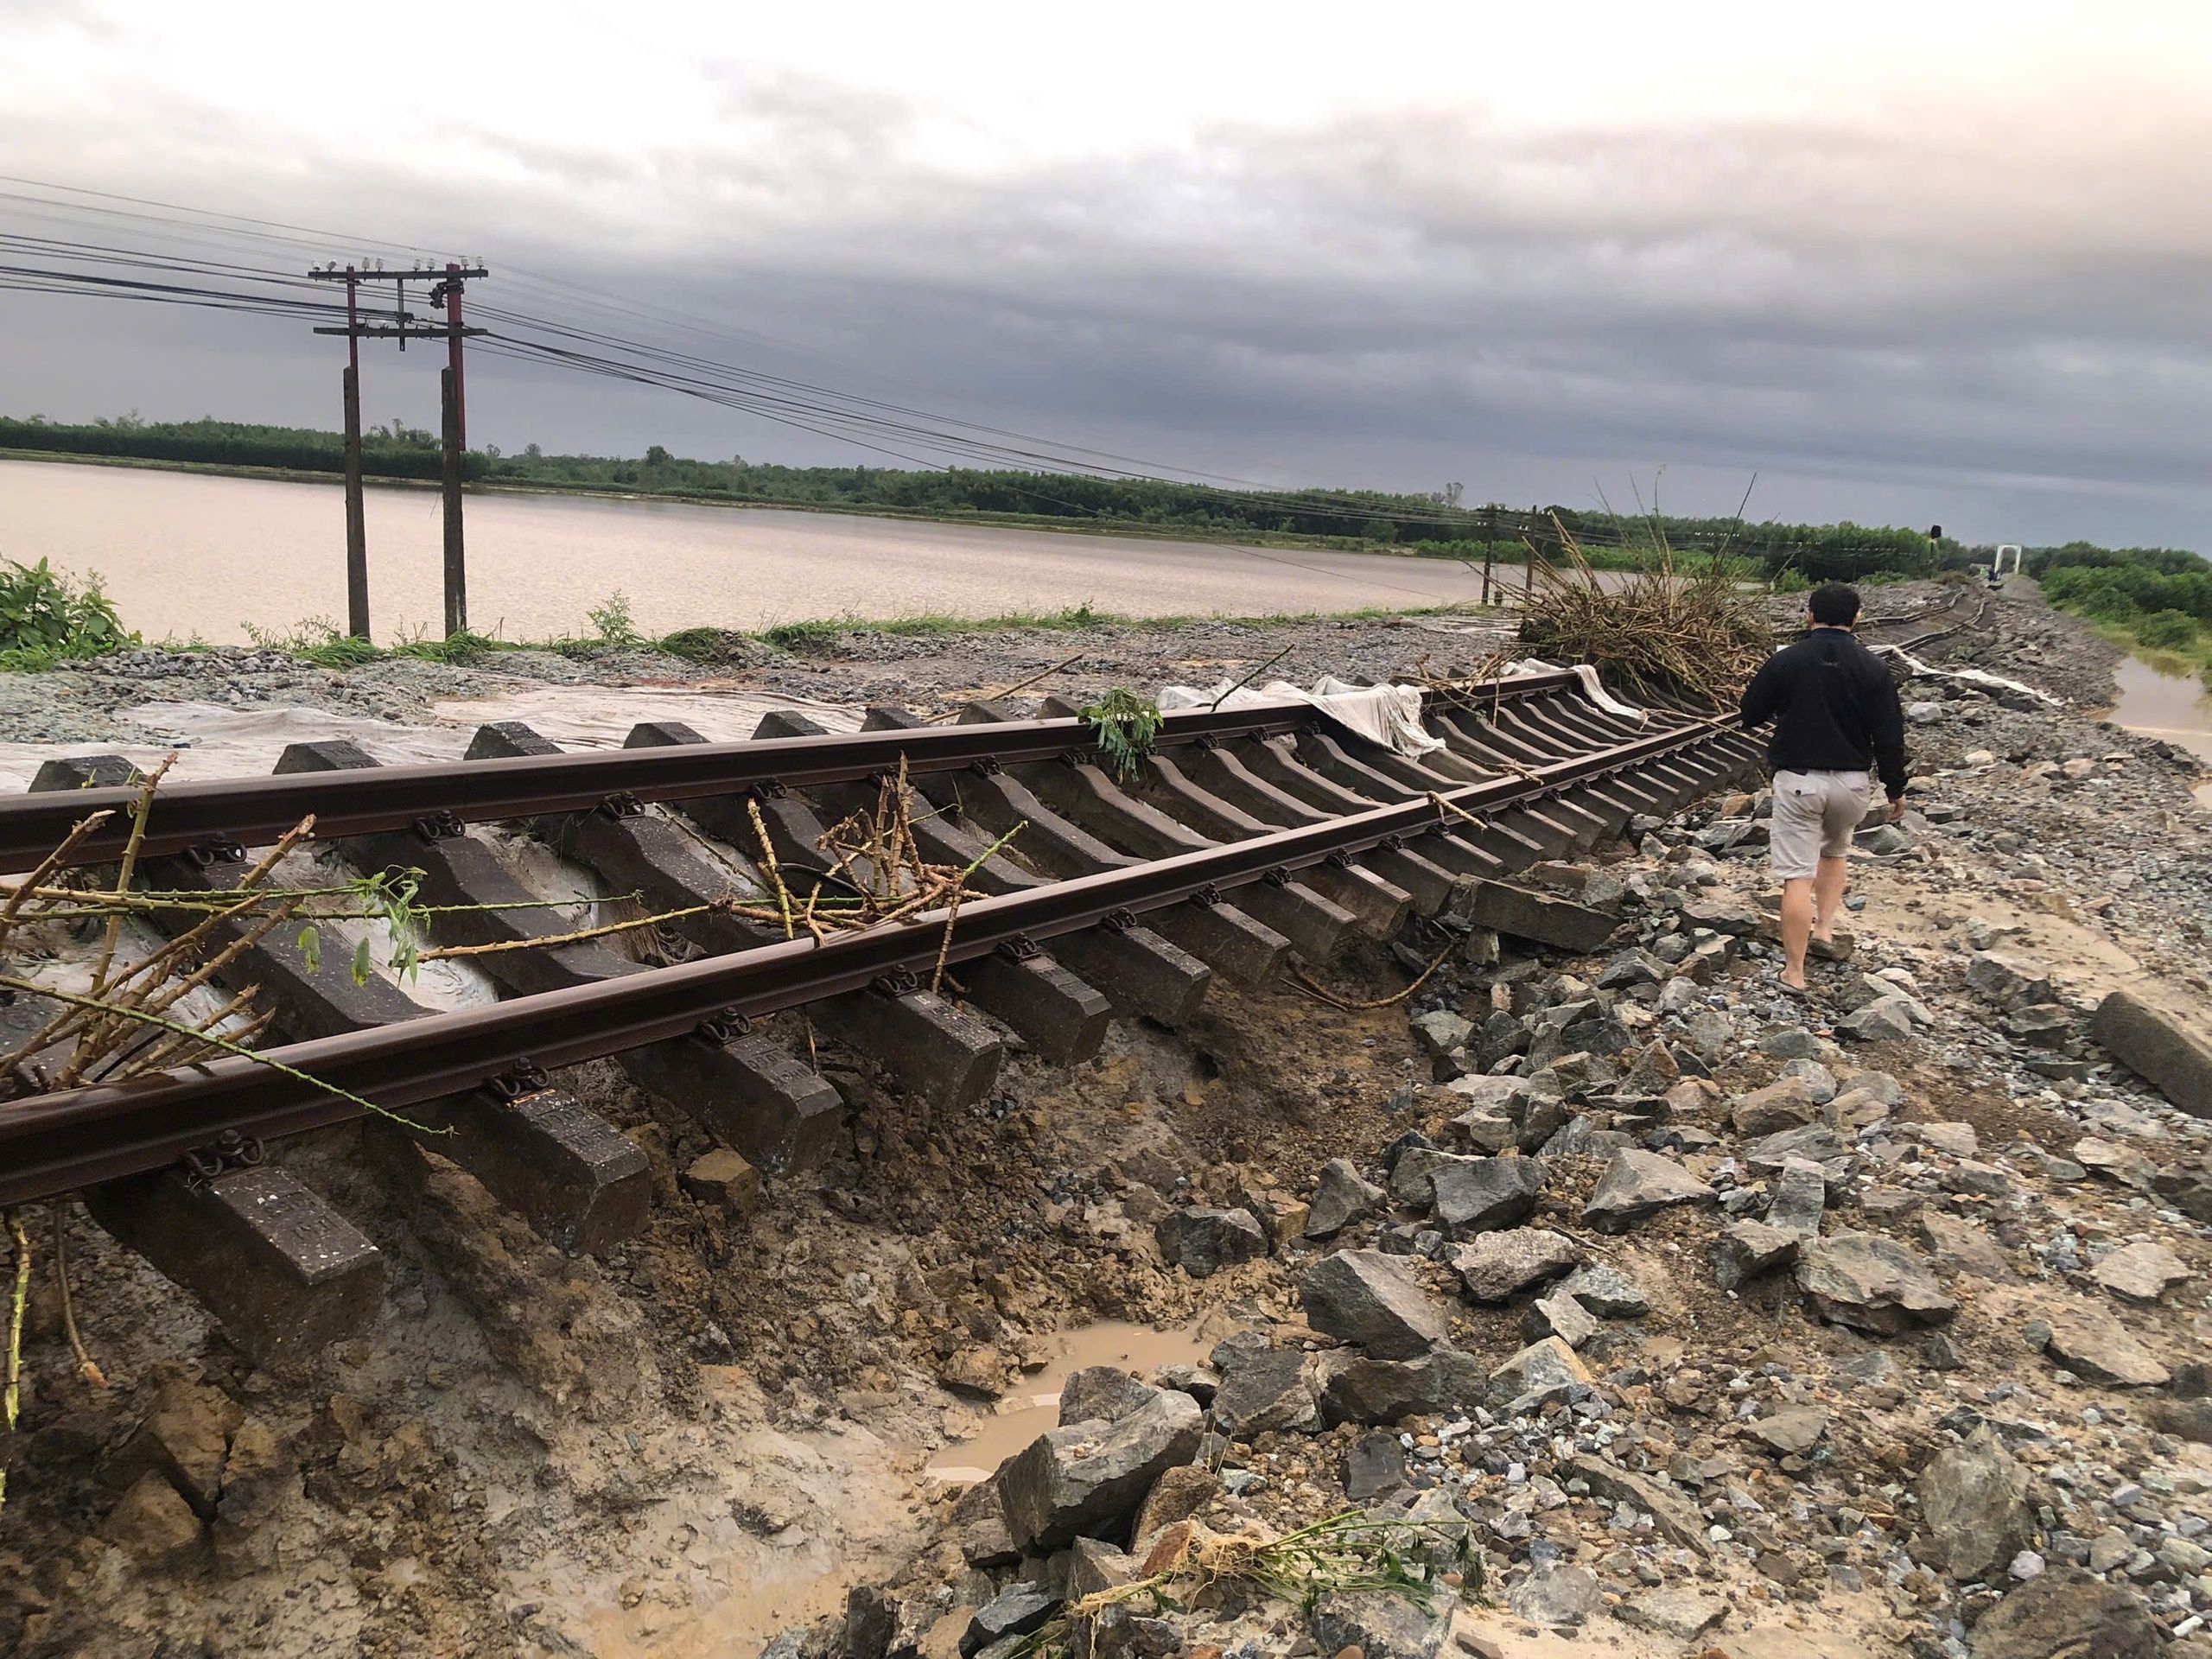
[0,670,1758,1366]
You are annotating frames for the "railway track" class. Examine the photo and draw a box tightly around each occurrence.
[0,668,1761,1364]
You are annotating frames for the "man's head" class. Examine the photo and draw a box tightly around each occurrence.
[1808,583,1862,629]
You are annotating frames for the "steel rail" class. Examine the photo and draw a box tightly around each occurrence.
[0,711,1741,1205]
[0,672,1591,874]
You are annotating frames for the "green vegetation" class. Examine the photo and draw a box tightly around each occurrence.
[3,413,1936,581]
[1079,688,1166,780]
[0,558,137,669]
[2027,542,2212,685]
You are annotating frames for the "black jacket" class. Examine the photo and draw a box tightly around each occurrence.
[1738,628,1908,798]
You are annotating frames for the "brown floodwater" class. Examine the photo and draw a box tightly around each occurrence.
[0,456,1499,645]
[2107,654,2212,806]
[923,1319,1214,1484]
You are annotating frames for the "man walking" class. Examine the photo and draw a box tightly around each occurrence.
[1738,582,1909,995]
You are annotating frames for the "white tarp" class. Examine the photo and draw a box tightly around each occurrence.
[1497,658,1652,722]
[1158,676,1448,757]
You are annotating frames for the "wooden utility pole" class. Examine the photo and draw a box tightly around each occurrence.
[309,261,488,639]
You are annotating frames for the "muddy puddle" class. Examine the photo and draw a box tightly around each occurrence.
[925,1320,1214,1484]
[2107,654,2212,806]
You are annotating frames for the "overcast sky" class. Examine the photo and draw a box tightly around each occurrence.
[3,0,2210,546]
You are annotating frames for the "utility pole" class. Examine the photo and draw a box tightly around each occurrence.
[309,261,488,639]
[1481,504,1497,607]
[340,271,367,639]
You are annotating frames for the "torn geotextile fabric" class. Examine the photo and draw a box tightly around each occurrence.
[1157,677,1448,757]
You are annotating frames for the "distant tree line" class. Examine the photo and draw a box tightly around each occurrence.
[2026,542,2212,652]
[2,413,1958,580]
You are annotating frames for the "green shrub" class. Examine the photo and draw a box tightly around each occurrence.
[658,626,752,664]
[2135,609,2200,650]
[586,591,643,649]
[0,558,135,658]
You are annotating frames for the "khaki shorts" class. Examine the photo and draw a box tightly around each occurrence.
[1770,769,1872,880]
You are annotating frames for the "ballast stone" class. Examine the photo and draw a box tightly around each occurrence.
[1298,1249,1450,1359]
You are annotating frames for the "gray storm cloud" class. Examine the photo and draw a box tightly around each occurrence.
[3,60,2209,544]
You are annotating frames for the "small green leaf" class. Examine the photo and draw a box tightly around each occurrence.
[351,934,373,986]
[297,924,321,974]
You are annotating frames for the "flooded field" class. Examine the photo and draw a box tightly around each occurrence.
[2107,652,2212,804]
[0,457,1497,645]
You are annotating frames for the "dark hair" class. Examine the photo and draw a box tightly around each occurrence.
[1808,582,1862,626]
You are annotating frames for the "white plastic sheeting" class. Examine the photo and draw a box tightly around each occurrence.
[1158,676,1447,757]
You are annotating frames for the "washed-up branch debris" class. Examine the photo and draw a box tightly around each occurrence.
[1007,1511,1483,1657]
[1517,519,1774,705]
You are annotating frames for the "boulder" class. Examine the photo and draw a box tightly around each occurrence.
[950,1475,1021,1568]
[1344,1431,1407,1501]
[1967,951,2055,1009]
[1744,1122,1851,1179]
[1154,1207,1267,1279]
[1451,1109,1521,1155]
[99,1471,202,1566]
[1597,948,1669,989]
[2038,1302,2171,1389]
[1968,1567,2161,1659]
[1559,1453,1709,1554]
[1795,1231,1957,1332]
[1778,1058,1839,1102]
[998,1389,1205,1552]
[1919,1424,2036,1581]
[1129,1464,1216,1554]
[1486,1336,1592,1412]
[1714,1219,1802,1291]
[963,1583,1060,1658]
[2091,991,2212,1118]
[2090,1240,2191,1303]
[1731,1078,1823,1138]
[1915,1120,1980,1157]
[1582,1149,1715,1233]
[1758,1026,1824,1060]
[1310,1589,1448,1659]
[1764,1157,1828,1239]
[1749,1407,1829,1456]
[1509,1562,1600,1628]
[1389,1146,1474,1209]
[1209,1346,1318,1437]
[1298,1250,1449,1359]
[210,1414,296,1574]
[1916,1212,2017,1282]
[113,1376,244,1518]
[1840,994,1919,1042]
[1618,1588,1727,1640]
[1558,1262,1650,1319]
[2074,1136,2159,1191]
[1317,1347,1487,1427]
[1446,1229,1583,1301]
[680,1148,762,1217]
[1523,1290,1599,1350]
[1059,1367,1160,1427]
[1304,1159,1387,1238]
[1410,1009,1475,1057]
[1065,1535,1136,1601]
[1431,1156,1546,1235]
[1681,896,1758,934]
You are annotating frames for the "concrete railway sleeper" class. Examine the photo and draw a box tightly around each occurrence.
[0,675,1758,1364]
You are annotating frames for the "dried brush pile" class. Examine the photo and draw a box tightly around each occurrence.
[1516,525,1777,707]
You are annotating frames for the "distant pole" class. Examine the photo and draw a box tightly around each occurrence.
[341,269,370,639]
[1524,505,1538,607]
[1481,505,1497,606]
[441,366,467,636]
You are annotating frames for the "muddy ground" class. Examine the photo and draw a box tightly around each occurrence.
[1,577,2209,1658]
